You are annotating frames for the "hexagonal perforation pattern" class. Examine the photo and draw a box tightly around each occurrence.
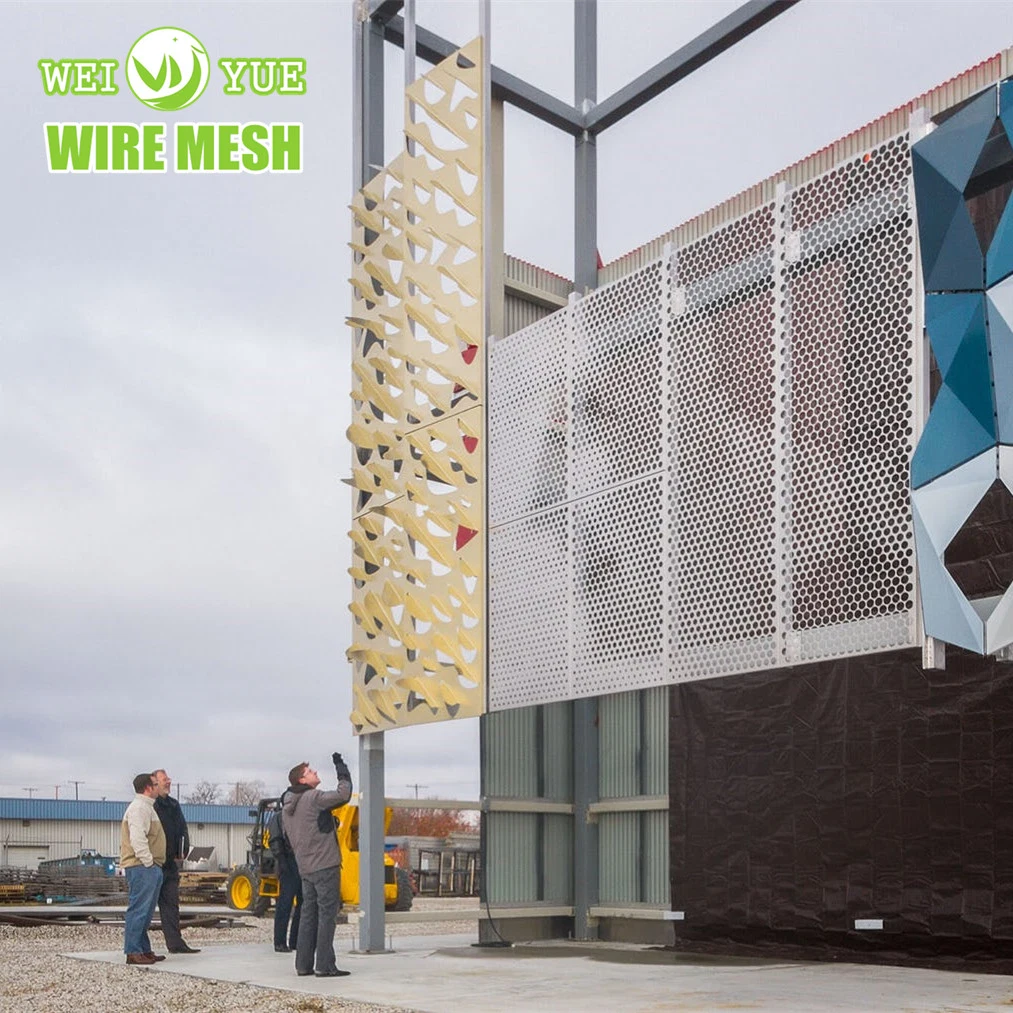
[571,264,664,496]
[572,474,666,696]
[488,307,570,526]
[668,206,780,679]
[785,137,916,660]
[489,507,569,709]
[488,132,917,709]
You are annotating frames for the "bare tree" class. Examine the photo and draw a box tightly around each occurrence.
[184,780,221,805]
[228,779,266,805]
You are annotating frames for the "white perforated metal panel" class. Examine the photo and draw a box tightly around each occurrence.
[669,205,780,680]
[489,134,917,709]
[784,136,916,661]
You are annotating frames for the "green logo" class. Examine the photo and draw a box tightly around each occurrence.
[126,27,210,111]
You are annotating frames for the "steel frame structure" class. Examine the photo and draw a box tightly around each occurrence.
[352,0,799,950]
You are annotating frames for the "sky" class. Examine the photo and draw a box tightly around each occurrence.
[1,0,1011,805]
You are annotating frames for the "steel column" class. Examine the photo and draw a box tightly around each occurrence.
[354,0,388,955]
[573,696,600,939]
[574,0,597,292]
[573,0,599,942]
[357,733,386,951]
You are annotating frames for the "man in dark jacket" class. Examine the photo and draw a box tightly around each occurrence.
[152,769,200,954]
[282,753,352,977]
[268,790,301,952]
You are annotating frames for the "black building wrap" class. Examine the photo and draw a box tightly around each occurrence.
[669,647,1013,969]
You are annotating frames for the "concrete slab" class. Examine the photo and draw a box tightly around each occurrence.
[68,934,1013,1012]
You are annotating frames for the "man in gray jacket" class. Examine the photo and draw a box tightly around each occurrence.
[282,752,352,977]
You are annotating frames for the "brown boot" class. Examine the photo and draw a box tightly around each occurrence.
[126,953,156,966]
[143,952,167,962]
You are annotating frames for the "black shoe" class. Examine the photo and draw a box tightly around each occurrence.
[296,969,315,976]
[315,969,351,977]
[275,945,292,953]
[167,945,201,954]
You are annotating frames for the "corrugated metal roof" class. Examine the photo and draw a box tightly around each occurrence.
[0,797,255,824]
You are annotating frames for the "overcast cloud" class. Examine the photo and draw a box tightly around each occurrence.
[1,1,1011,804]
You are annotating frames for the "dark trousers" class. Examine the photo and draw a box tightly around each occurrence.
[274,856,302,949]
[157,865,185,950]
[295,865,339,975]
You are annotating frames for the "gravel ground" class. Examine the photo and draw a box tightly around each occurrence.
[0,898,480,1013]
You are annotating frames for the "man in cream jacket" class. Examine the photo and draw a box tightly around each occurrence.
[120,772,167,966]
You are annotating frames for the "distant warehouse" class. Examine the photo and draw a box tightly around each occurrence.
[0,798,255,870]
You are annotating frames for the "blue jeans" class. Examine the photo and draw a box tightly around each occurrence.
[124,864,163,954]
[295,866,339,974]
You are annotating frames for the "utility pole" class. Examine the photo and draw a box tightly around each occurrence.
[69,780,84,800]
[23,787,37,799]
[406,783,428,800]
[54,785,59,799]
[175,783,186,800]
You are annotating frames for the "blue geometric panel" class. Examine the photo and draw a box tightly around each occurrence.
[911,293,994,488]
[986,276,1013,442]
[924,291,983,374]
[912,501,986,653]
[911,152,982,292]
[912,88,996,292]
[985,196,1013,287]
[915,88,996,187]
[912,387,995,490]
[910,81,1013,656]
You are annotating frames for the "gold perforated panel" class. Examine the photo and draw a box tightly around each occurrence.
[347,39,485,733]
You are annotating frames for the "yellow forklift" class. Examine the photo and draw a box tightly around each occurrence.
[225,797,412,914]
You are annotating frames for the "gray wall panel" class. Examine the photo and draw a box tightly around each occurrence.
[543,813,574,903]
[487,812,538,903]
[485,707,538,797]
[599,812,638,904]
[542,702,573,801]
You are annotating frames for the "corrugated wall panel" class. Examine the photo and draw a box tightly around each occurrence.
[600,692,639,799]
[487,812,538,902]
[598,810,670,906]
[505,294,550,336]
[504,256,572,300]
[599,688,669,798]
[485,707,538,797]
[543,813,574,903]
[642,810,670,905]
[542,702,573,801]
[599,812,639,904]
[643,686,668,796]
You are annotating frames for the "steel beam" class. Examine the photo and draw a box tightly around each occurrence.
[586,0,800,134]
[574,0,597,293]
[368,0,404,24]
[382,16,584,135]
